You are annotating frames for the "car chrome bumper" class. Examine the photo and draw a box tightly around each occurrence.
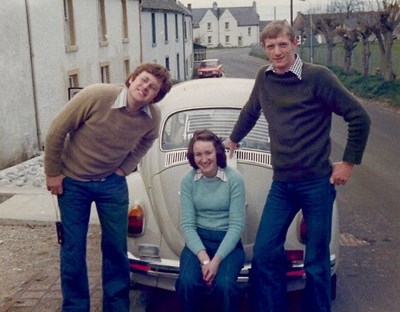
[128,252,337,292]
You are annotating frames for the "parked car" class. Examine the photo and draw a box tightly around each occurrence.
[197,58,223,78]
[126,78,339,297]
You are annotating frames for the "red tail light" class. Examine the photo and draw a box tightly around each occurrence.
[128,204,145,236]
[286,250,304,263]
[286,250,305,278]
[299,216,307,243]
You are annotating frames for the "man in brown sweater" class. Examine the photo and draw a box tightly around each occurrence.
[45,63,172,312]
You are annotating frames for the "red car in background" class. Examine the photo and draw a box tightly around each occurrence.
[197,58,224,78]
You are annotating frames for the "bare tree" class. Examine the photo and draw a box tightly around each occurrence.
[337,26,359,73]
[372,0,400,81]
[313,14,341,66]
[330,1,362,74]
[329,0,366,15]
[356,12,376,76]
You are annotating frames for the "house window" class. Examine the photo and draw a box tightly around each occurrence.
[98,0,108,44]
[68,69,79,87]
[207,23,211,31]
[165,57,170,71]
[248,27,251,35]
[151,13,156,45]
[208,36,212,45]
[225,22,229,30]
[63,0,77,50]
[176,54,180,81]
[225,35,230,44]
[175,14,179,40]
[183,18,187,40]
[164,13,168,43]
[100,62,110,83]
[124,59,130,78]
[121,0,129,41]
[194,50,205,62]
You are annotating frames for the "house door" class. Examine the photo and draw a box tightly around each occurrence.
[238,36,243,47]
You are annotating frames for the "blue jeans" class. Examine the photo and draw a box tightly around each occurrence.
[250,175,335,312]
[58,173,130,312]
[176,228,245,312]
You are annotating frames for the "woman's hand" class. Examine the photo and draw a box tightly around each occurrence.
[201,256,221,287]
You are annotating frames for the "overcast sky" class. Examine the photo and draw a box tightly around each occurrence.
[179,0,332,21]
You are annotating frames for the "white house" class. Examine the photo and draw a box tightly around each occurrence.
[191,1,260,48]
[141,0,193,82]
[0,0,194,170]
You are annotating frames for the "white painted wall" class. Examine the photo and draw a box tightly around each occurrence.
[194,10,219,47]
[0,0,38,168]
[184,14,194,80]
[0,0,142,169]
[219,10,259,47]
[141,10,193,82]
[193,9,259,48]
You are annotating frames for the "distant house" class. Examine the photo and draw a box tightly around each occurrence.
[259,20,270,33]
[191,1,260,48]
[141,0,194,82]
[193,43,207,62]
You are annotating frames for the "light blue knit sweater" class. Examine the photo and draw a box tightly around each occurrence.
[179,166,245,261]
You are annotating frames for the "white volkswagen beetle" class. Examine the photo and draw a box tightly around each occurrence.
[126,78,339,297]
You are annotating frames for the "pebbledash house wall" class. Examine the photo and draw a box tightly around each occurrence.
[0,0,142,170]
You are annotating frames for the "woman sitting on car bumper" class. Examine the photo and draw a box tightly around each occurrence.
[175,129,246,312]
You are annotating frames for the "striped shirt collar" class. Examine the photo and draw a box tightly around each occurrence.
[111,86,152,118]
[265,54,303,80]
[194,167,227,181]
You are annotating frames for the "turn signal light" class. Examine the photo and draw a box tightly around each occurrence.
[128,203,145,236]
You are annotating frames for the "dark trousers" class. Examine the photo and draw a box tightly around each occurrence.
[58,173,130,312]
[176,227,245,312]
[250,175,336,312]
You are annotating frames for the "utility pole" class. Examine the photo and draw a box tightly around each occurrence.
[290,0,293,25]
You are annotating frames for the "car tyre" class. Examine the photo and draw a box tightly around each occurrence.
[331,273,337,300]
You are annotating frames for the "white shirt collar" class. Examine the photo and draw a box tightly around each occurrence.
[194,167,227,181]
[111,86,152,118]
[265,54,303,80]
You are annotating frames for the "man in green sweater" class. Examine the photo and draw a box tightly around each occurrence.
[44,63,172,311]
[226,21,370,312]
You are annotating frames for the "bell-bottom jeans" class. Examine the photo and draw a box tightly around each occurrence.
[250,174,336,312]
[176,227,245,312]
[58,173,130,312]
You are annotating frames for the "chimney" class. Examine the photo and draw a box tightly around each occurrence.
[188,3,192,11]
[213,2,217,11]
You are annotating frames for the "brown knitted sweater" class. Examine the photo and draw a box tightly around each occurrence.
[44,83,160,180]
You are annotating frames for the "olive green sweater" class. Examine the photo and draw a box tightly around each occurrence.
[44,83,160,180]
[230,63,371,182]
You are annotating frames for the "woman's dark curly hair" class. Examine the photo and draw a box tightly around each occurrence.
[187,129,227,170]
[125,62,173,103]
